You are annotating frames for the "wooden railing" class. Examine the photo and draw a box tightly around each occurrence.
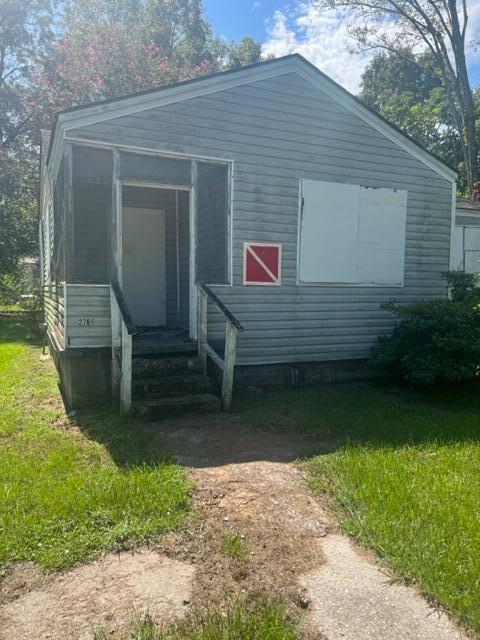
[197,282,244,410]
[110,278,136,413]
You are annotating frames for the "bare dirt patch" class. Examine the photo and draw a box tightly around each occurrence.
[0,412,467,640]
[0,550,194,640]
[151,415,333,615]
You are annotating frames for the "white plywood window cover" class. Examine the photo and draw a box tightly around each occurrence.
[299,179,407,286]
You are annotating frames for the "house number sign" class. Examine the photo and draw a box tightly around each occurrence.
[78,318,95,327]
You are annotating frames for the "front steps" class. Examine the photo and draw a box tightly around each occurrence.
[132,351,221,418]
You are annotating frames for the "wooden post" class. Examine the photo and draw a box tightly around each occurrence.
[110,288,121,400]
[189,160,197,338]
[111,149,121,284]
[120,323,132,413]
[222,322,237,411]
[197,287,208,374]
[63,144,74,282]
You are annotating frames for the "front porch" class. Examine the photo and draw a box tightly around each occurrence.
[44,142,243,413]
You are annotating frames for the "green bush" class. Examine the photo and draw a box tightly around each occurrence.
[444,270,480,302]
[371,299,480,384]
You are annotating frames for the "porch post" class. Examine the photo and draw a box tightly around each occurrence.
[111,148,122,285]
[63,144,74,282]
[189,160,198,339]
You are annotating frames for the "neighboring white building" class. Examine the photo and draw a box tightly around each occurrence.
[451,198,480,274]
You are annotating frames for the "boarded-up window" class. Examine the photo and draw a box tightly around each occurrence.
[299,179,407,286]
[451,226,480,274]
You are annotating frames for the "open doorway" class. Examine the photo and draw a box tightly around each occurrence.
[121,186,190,332]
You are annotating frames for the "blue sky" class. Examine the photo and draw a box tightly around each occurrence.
[204,0,480,94]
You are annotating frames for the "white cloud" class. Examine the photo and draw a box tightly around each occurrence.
[262,0,480,94]
[262,3,375,94]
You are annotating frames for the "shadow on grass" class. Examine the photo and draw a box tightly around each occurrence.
[235,379,480,454]
[71,377,480,471]
[73,409,178,468]
[0,314,42,345]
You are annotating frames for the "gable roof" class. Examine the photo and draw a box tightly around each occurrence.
[47,54,456,182]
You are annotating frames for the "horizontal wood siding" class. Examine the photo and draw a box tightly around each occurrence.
[456,215,480,227]
[65,284,111,348]
[44,284,65,349]
[70,71,452,364]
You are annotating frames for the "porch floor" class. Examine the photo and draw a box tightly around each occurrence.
[133,327,195,356]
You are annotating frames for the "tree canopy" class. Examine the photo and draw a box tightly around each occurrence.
[0,0,264,280]
[315,0,479,197]
[359,48,467,185]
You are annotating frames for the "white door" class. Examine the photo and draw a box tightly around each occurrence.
[122,207,166,327]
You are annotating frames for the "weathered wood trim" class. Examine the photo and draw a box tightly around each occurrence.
[222,323,237,411]
[120,323,132,413]
[198,282,244,331]
[122,179,191,191]
[111,279,136,334]
[175,190,181,325]
[63,281,68,347]
[112,149,122,285]
[64,137,233,165]
[205,343,224,371]
[197,287,208,374]
[63,144,74,282]
[449,181,457,270]
[189,160,198,339]
[110,287,121,399]
[49,56,456,182]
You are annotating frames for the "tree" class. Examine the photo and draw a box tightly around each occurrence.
[33,21,214,125]
[0,148,38,278]
[316,0,479,197]
[33,0,263,126]
[360,49,463,184]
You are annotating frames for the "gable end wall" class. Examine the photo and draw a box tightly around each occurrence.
[68,71,452,365]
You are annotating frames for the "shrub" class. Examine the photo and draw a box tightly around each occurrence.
[371,299,480,384]
[443,270,480,302]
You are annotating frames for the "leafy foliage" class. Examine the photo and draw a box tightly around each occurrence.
[360,49,466,188]
[0,149,38,278]
[0,0,263,280]
[370,297,480,384]
[316,0,479,196]
[444,270,480,303]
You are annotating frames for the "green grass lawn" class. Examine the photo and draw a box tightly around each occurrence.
[0,316,191,571]
[238,383,480,633]
[95,601,297,640]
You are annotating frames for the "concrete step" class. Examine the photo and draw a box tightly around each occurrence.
[133,340,196,357]
[133,373,212,399]
[133,355,202,378]
[134,393,221,419]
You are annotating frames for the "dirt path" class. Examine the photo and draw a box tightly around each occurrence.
[154,415,466,640]
[0,414,467,639]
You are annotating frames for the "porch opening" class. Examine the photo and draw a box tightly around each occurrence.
[122,186,190,331]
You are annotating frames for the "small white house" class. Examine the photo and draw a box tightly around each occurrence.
[40,54,457,413]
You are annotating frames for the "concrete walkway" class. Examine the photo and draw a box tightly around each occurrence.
[157,415,466,640]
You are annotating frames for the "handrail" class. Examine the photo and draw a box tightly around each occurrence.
[110,279,135,413]
[197,282,243,411]
[111,278,136,335]
[198,282,244,332]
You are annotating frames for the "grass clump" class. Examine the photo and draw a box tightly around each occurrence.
[220,532,247,561]
[0,316,191,571]
[238,383,480,633]
[94,600,297,640]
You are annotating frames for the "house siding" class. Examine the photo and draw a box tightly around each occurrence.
[68,71,452,364]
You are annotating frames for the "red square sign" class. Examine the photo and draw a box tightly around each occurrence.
[243,242,282,285]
